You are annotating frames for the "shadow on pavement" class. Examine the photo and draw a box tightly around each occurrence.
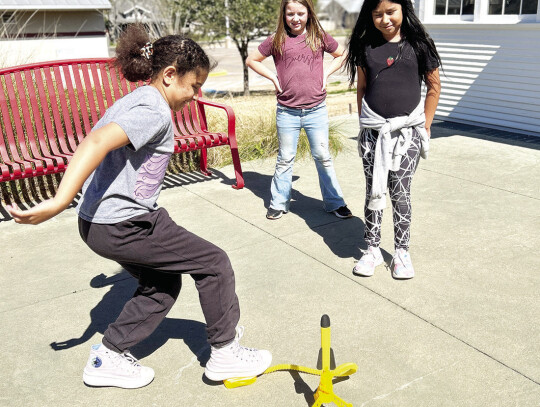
[430,120,540,150]
[242,171,367,261]
[49,271,208,364]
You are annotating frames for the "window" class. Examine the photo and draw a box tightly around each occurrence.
[1,11,17,36]
[1,12,15,24]
[435,0,475,14]
[488,0,538,13]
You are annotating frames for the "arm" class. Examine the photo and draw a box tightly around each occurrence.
[323,45,347,91]
[7,123,130,224]
[357,66,367,117]
[246,49,282,93]
[424,68,441,137]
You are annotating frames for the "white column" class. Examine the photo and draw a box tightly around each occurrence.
[474,0,489,21]
[419,0,435,22]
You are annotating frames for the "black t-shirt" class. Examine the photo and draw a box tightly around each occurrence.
[361,39,439,118]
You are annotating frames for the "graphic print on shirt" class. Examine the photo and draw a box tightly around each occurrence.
[282,45,318,71]
[134,152,172,199]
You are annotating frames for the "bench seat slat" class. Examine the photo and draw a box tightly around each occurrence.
[62,65,82,144]
[0,75,38,178]
[52,65,78,152]
[6,72,47,175]
[99,63,114,109]
[43,68,71,157]
[15,71,57,174]
[80,64,99,126]
[73,63,93,135]
[25,70,71,169]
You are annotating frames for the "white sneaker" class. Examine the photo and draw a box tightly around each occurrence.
[204,327,272,381]
[392,248,415,279]
[83,344,155,388]
[353,246,383,277]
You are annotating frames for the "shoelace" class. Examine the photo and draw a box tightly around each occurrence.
[122,351,141,366]
[230,327,259,362]
[110,351,141,374]
[360,247,378,263]
[394,250,411,270]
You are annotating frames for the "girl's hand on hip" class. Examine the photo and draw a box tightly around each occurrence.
[322,75,328,91]
[7,200,64,225]
[272,77,283,94]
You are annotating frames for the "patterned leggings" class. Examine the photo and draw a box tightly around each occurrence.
[359,128,422,250]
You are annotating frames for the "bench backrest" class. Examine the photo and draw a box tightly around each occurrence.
[0,58,207,167]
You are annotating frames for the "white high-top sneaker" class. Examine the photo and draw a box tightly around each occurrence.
[204,327,272,381]
[83,344,155,388]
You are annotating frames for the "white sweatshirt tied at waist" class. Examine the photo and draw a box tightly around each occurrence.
[359,98,429,211]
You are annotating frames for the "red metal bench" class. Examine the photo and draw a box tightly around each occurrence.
[0,58,244,189]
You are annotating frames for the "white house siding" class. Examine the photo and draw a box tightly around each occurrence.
[0,37,109,67]
[0,1,111,67]
[2,10,108,35]
[425,23,540,136]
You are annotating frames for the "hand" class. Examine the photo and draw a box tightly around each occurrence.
[322,75,328,91]
[50,339,80,350]
[7,200,64,225]
[426,127,431,138]
[273,77,283,94]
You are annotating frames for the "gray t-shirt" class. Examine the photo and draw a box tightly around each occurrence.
[77,86,174,224]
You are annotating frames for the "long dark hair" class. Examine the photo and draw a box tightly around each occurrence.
[345,0,441,86]
[114,24,212,83]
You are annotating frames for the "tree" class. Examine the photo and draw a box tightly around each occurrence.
[155,0,206,35]
[106,0,202,40]
[107,0,278,95]
[198,0,278,96]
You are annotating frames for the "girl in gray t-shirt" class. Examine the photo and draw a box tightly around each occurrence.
[8,25,271,389]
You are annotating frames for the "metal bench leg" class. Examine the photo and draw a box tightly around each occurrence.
[229,144,244,190]
[199,147,211,176]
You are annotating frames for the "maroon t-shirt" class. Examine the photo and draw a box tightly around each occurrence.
[258,33,339,109]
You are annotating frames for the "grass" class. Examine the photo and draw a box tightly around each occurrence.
[201,93,349,169]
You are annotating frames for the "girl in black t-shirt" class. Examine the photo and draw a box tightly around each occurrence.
[345,0,442,279]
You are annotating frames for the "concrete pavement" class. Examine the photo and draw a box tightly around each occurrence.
[0,116,539,406]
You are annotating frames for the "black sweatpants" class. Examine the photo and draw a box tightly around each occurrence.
[78,207,240,352]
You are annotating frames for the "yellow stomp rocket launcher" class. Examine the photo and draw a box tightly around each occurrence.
[223,314,358,407]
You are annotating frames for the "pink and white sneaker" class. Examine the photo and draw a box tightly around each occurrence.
[392,248,415,279]
[353,246,383,277]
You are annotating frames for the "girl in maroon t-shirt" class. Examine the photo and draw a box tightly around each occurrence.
[247,0,352,221]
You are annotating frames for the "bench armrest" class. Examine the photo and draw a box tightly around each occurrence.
[196,96,244,189]
[197,97,236,139]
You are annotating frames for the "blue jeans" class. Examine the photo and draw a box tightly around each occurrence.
[270,102,346,212]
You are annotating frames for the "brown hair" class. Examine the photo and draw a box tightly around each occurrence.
[114,24,212,82]
[271,0,326,55]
